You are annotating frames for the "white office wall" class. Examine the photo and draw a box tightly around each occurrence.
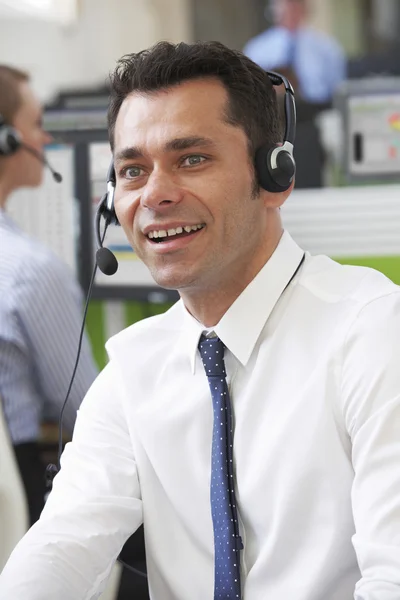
[307,0,364,56]
[0,0,192,102]
[308,0,333,34]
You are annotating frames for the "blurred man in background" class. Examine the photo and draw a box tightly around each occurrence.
[0,65,98,525]
[244,0,346,103]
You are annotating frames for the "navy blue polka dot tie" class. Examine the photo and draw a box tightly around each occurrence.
[198,334,243,600]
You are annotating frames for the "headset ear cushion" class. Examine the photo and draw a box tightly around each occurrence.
[0,125,21,156]
[255,144,295,193]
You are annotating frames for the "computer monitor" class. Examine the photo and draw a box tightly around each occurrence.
[7,141,78,278]
[49,87,110,111]
[335,77,400,183]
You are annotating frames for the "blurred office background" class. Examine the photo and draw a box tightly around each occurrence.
[2,0,400,598]
[2,0,400,102]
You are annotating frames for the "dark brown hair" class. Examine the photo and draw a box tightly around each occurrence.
[0,65,29,125]
[108,41,281,157]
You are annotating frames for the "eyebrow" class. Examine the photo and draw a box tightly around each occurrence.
[114,136,216,163]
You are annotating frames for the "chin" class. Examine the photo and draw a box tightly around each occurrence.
[150,267,197,291]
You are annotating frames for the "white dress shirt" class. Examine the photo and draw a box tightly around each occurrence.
[1,231,400,599]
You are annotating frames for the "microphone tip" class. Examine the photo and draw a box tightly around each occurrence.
[96,247,118,276]
[53,172,63,183]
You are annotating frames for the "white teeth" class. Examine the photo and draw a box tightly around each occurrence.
[147,224,204,239]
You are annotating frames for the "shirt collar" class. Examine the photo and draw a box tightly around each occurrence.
[180,230,305,373]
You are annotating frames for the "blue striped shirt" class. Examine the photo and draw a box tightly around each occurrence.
[0,209,98,445]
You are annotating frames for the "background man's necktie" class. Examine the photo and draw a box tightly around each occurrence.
[198,335,242,600]
[287,32,299,71]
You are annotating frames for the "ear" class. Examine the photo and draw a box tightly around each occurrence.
[261,179,294,209]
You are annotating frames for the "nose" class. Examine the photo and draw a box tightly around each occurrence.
[140,169,185,210]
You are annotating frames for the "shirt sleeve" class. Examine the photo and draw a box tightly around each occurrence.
[13,252,98,433]
[340,291,400,599]
[0,362,142,599]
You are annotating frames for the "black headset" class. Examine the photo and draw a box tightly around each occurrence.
[0,113,63,182]
[0,114,22,156]
[95,70,296,276]
[255,71,296,193]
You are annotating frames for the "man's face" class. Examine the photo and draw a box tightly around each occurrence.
[10,82,52,188]
[113,78,271,294]
[272,0,305,30]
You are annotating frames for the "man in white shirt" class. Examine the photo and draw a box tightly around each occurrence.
[1,41,400,600]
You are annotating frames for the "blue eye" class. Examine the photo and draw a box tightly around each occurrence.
[182,155,206,167]
[123,166,143,179]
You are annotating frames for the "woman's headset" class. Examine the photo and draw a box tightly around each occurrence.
[0,114,63,182]
[0,114,22,156]
[95,71,296,275]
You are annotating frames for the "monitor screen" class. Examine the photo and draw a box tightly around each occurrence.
[348,92,400,176]
[335,77,400,182]
[7,142,78,277]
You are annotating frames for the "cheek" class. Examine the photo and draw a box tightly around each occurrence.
[115,191,139,231]
[217,170,255,217]
[221,182,260,238]
[23,128,43,149]
[198,166,252,214]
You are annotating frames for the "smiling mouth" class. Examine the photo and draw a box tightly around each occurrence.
[147,223,205,243]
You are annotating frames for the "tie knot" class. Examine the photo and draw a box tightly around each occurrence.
[198,335,226,377]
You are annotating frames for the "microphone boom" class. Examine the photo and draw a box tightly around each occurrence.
[21,142,63,183]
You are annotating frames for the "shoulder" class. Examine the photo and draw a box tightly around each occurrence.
[297,255,400,423]
[0,225,35,287]
[340,264,400,349]
[1,222,68,284]
[298,254,400,348]
[103,300,192,407]
[0,226,54,293]
[3,234,82,309]
[19,241,77,294]
[106,301,184,358]
[324,262,400,431]
[300,254,399,307]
